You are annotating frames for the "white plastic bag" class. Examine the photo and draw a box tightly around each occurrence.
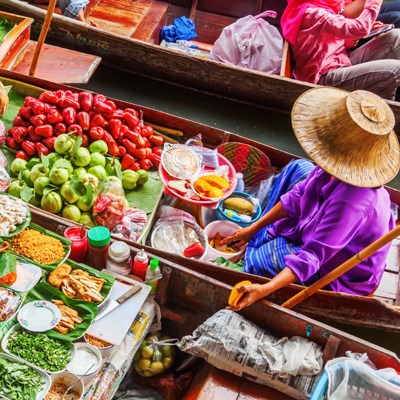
[210,11,283,74]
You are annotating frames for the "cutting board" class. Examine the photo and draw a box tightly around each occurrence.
[87,279,151,345]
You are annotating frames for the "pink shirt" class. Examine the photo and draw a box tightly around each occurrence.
[291,0,382,84]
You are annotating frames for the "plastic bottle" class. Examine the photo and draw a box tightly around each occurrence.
[145,257,161,295]
[106,241,132,276]
[87,226,111,270]
[235,173,245,192]
[132,249,149,281]
[223,209,252,224]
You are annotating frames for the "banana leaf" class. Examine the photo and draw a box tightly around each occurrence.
[24,280,97,342]
[0,251,16,286]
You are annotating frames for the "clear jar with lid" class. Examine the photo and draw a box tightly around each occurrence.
[106,241,132,276]
[87,226,111,270]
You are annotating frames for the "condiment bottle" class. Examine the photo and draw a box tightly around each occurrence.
[235,172,245,192]
[64,226,88,263]
[145,257,161,295]
[87,226,111,270]
[132,249,149,281]
[106,241,132,276]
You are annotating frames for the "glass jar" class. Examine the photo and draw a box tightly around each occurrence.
[87,226,111,270]
[64,226,88,263]
[106,241,132,276]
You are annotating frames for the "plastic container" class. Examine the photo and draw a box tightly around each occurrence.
[235,172,245,192]
[145,257,161,294]
[203,220,247,262]
[106,241,132,276]
[67,342,102,377]
[49,371,84,400]
[87,226,111,270]
[132,249,149,281]
[64,226,88,263]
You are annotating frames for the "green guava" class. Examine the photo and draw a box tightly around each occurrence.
[136,169,149,186]
[87,166,107,181]
[10,159,27,176]
[29,163,49,184]
[34,176,51,196]
[62,205,81,222]
[89,152,106,168]
[89,140,108,155]
[49,167,69,186]
[122,170,139,190]
[72,147,91,167]
[41,191,63,214]
[54,134,75,155]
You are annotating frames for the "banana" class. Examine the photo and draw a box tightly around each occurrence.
[223,197,254,215]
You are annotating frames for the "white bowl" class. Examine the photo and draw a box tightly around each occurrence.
[49,371,84,400]
[83,333,114,357]
[203,220,247,262]
[67,342,102,377]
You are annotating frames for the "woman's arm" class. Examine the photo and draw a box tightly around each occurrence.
[343,0,367,18]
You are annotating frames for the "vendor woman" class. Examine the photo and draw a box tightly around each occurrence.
[222,87,400,310]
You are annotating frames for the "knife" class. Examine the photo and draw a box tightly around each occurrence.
[95,284,142,321]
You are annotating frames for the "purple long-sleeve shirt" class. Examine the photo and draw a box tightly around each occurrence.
[270,167,394,295]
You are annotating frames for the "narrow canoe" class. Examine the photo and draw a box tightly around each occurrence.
[3,0,400,129]
[1,68,399,334]
[0,10,100,84]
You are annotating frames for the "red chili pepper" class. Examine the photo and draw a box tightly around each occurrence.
[118,146,127,157]
[122,139,136,155]
[30,114,46,127]
[141,126,154,137]
[47,109,63,124]
[22,140,36,156]
[43,136,56,150]
[140,158,152,171]
[9,127,28,143]
[88,127,104,141]
[136,135,147,148]
[93,101,114,114]
[148,153,161,168]
[183,242,205,258]
[35,142,49,157]
[28,126,42,142]
[78,91,93,112]
[5,136,18,150]
[149,134,164,146]
[18,107,33,120]
[124,108,139,118]
[59,96,80,110]
[107,140,119,157]
[16,150,28,160]
[108,119,122,140]
[124,129,139,143]
[91,113,107,128]
[63,107,76,125]
[121,154,136,170]
[76,111,91,131]
[35,124,53,138]
[81,134,90,147]
[68,124,83,136]
[132,148,147,160]
[27,98,45,115]
[54,123,67,136]
[152,146,163,156]
[39,91,59,105]
[123,112,140,129]
[13,116,30,128]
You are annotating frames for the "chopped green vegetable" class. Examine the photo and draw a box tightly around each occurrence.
[7,330,72,371]
[0,18,15,44]
[213,256,244,272]
[0,357,44,400]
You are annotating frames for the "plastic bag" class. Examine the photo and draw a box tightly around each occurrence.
[186,134,219,169]
[210,11,283,74]
[0,163,10,192]
[133,331,178,377]
[92,179,125,230]
[112,208,148,242]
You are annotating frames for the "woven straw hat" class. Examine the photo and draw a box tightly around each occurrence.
[292,87,400,187]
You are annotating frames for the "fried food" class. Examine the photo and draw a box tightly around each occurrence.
[48,265,106,303]
[52,300,83,334]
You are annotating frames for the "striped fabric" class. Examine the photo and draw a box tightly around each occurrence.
[244,159,315,280]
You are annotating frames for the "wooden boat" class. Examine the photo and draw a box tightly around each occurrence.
[1,68,400,334]
[0,10,100,84]
[3,0,400,130]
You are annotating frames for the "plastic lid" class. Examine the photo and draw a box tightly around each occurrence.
[109,241,131,262]
[236,173,243,179]
[88,226,111,247]
[149,257,159,270]
[135,249,148,262]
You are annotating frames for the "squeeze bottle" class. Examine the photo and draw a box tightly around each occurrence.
[132,249,149,281]
[145,257,161,294]
[235,173,245,192]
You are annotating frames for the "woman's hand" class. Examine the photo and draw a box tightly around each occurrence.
[371,20,386,30]
[227,283,271,311]
[219,226,256,247]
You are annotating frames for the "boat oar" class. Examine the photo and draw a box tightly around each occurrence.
[281,223,400,309]
[29,0,57,77]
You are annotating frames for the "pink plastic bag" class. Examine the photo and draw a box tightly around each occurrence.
[210,11,283,74]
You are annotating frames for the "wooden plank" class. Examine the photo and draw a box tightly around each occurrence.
[374,270,399,301]
[385,236,400,274]
[238,380,294,400]
[11,41,101,84]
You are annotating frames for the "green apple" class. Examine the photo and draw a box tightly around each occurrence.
[72,147,91,167]
[49,167,69,186]
[89,152,106,168]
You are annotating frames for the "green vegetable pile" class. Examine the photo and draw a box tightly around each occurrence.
[0,357,44,400]
[7,330,72,372]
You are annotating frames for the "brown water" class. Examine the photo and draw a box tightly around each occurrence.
[80,65,400,356]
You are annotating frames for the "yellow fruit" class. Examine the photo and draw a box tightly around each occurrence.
[141,346,154,359]
[163,356,173,369]
[138,358,151,370]
[223,197,254,215]
[142,370,154,377]
[160,345,173,357]
[228,280,252,307]
[200,175,230,189]
[0,81,9,117]
[208,186,224,199]
[150,361,165,374]
[194,179,212,193]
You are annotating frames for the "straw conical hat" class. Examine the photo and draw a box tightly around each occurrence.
[292,87,400,187]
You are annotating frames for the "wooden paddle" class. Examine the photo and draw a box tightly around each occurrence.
[29,0,58,77]
[281,223,400,309]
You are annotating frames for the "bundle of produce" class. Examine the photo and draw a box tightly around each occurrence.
[5,90,164,171]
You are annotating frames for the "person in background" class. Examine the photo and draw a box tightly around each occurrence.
[280,0,400,100]
[221,87,399,311]
[377,0,400,28]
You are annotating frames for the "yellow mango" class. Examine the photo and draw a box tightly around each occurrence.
[228,280,252,307]
[208,186,224,199]
[200,174,230,189]
[194,179,212,193]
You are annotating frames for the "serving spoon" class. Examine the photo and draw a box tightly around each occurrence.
[62,363,95,400]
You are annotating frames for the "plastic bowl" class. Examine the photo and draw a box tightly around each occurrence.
[67,342,102,377]
[217,191,262,228]
[203,220,246,262]
[48,371,84,400]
